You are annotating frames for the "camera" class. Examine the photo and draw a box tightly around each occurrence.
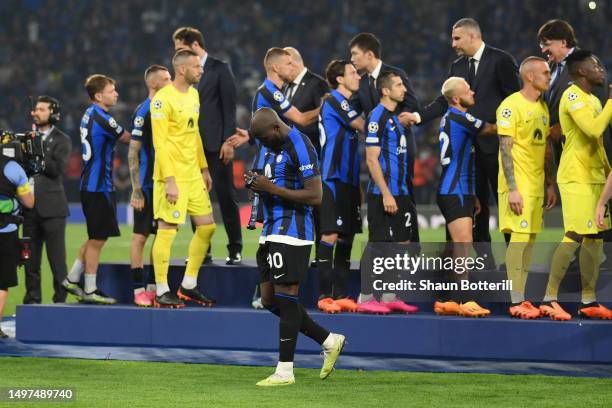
[0,130,45,176]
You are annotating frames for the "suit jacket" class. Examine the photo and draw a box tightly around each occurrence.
[419,45,520,155]
[282,70,329,151]
[32,127,71,218]
[196,55,237,153]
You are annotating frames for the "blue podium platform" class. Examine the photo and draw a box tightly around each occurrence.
[16,304,612,365]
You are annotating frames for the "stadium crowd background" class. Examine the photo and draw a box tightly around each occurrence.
[0,0,609,204]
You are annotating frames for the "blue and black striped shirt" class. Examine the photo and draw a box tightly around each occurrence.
[261,127,320,245]
[79,104,124,192]
[365,103,410,196]
[130,97,154,191]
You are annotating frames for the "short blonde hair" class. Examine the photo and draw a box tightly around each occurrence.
[441,76,468,101]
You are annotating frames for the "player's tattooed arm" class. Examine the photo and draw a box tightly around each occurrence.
[128,139,144,210]
[499,135,517,191]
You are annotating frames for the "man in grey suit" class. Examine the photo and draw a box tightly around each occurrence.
[23,96,71,304]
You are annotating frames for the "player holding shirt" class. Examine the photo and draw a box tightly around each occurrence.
[316,59,365,314]
[434,76,496,317]
[496,57,556,319]
[247,108,345,387]
[543,50,612,320]
[128,65,171,307]
[150,49,216,308]
[63,74,130,305]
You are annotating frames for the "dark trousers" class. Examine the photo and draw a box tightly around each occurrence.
[22,211,68,303]
[205,150,242,255]
[474,150,498,243]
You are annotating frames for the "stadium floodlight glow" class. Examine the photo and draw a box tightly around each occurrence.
[588,1,597,10]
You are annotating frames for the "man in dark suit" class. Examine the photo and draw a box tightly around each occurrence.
[404,18,520,259]
[348,32,421,242]
[282,47,329,153]
[23,96,71,304]
[173,27,243,265]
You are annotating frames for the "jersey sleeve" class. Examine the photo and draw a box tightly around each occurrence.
[563,90,612,139]
[130,108,148,142]
[327,96,359,125]
[150,94,176,179]
[496,100,518,138]
[262,87,292,114]
[94,112,124,140]
[4,161,30,195]
[452,112,484,134]
[293,135,320,181]
[365,112,385,146]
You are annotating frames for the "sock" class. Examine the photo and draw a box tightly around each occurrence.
[333,239,352,299]
[184,224,216,284]
[156,283,170,297]
[505,233,532,303]
[146,284,157,292]
[181,275,197,290]
[84,274,96,294]
[579,238,602,304]
[381,293,398,302]
[275,293,301,362]
[275,361,294,377]
[131,267,144,291]
[544,235,580,301]
[264,303,329,346]
[152,229,177,289]
[317,241,334,298]
[67,259,85,283]
[297,304,329,345]
[322,333,335,350]
[358,293,373,303]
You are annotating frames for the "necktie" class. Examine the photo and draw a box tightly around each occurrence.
[286,83,296,102]
[467,58,476,86]
[550,63,563,86]
[369,75,378,106]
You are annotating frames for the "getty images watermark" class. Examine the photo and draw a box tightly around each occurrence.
[360,242,612,302]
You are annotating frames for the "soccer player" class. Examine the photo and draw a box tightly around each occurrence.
[542,50,612,320]
[496,57,556,319]
[62,74,130,304]
[316,60,364,314]
[359,71,420,314]
[434,77,496,317]
[150,49,216,308]
[247,107,345,386]
[128,65,171,307]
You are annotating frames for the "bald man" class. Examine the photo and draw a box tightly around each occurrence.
[496,56,556,319]
[282,47,329,153]
[246,107,345,386]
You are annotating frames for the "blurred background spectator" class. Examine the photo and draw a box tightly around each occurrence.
[0,0,608,204]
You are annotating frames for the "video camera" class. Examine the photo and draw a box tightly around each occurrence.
[0,130,45,176]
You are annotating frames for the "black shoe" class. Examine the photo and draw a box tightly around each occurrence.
[310,259,318,268]
[0,328,8,339]
[225,252,242,265]
[177,286,215,306]
[154,292,185,309]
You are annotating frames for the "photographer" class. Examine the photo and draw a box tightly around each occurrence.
[22,96,71,304]
[0,155,34,338]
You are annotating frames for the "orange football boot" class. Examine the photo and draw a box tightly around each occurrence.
[460,301,491,318]
[318,297,342,314]
[509,301,541,319]
[539,301,571,321]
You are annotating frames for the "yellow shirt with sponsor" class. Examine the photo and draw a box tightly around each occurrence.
[150,84,207,182]
[557,84,612,184]
[496,91,550,197]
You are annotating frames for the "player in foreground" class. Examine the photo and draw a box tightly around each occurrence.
[247,107,345,386]
[496,57,556,319]
[149,49,216,308]
[542,50,612,320]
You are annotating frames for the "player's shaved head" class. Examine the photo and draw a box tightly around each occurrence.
[172,48,198,69]
[264,47,290,71]
[441,77,468,101]
[283,47,303,65]
[519,56,547,80]
[144,65,169,82]
[250,107,289,149]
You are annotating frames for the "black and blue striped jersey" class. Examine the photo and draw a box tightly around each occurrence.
[438,107,483,200]
[319,89,360,188]
[130,97,154,191]
[79,104,124,192]
[365,103,410,196]
[251,78,292,172]
[261,127,320,245]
